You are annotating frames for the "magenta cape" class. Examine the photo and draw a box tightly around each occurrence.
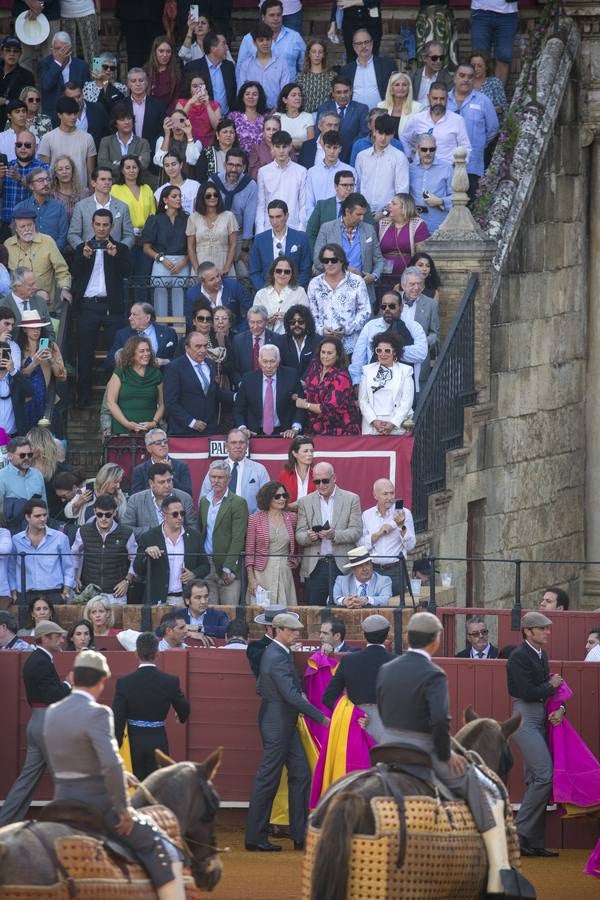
[303,650,338,751]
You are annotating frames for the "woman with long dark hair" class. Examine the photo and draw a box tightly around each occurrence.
[276,82,314,150]
[196,117,238,181]
[176,71,221,147]
[229,81,268,153]
[298,336,360,436]
[142,184,190,316]
[145,35,181,114]
[186,181,238,276]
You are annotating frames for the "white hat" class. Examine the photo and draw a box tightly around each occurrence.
[343,546,373,569]
[117,629,141,651]
[20,309,51,329]
[15,11,50,46]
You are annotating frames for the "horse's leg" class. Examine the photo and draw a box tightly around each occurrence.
[311,791,372,900]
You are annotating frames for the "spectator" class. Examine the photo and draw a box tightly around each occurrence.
[359,330,414,435]
[0,306,21,367]
[308,242,371,354]
[539,587,570,611]
[249,199,312,291]
[0,100,28,161]
[65,618,95,652]
[196,116,238,182]
[83,593,118,636]
[64,462,127,526]
[3,268,55,338]
[184,261,252,334]
[5,205,71,305]
[18,311,66,429]
[153,110,202,177]
[27,428,71,515]
[9,498,76,604]
[247,114,283,182]
[0,609,33,650]
[0,339,31,437]
[17,594,56,637]
[1,130,49,227]
[297,39,333,114]
[38,32,90,119]
[178,13,211,64]
[412,40,454,106]
[306,170,365,251]
[38,96,96,188]
[410,252,442,301]
[212,308,236,387]
[157,610,189,649]
[176,72,221,147]
[276,83,314,151]
[164,330,232,436]
[448,62,499,200]
[15,170,61,246]
[220,619,249,649]
[126,67,166,153]
[230,305,285,386]
[280,304,320,381]
[297,336,360,436]
[379,193,430,279]
[198,459,248,605]
[179,578,230,644]
[456,616,499,659]
[61,80,109,153]
[71,494,137,603]
[0,38,30,130]
[105,302,178,372]
[332,546,393,608]
[50,153,89,221]
[297,109,340,170]
[106,335,164,436]
[314,192,383,306]
[339,30,397,110]
[19,87,53,142]
[131,428,193,496]
[52,470,88,537]
[122,461,195,539]
[67,166,135,250]
[318,617,354,654]
[397,265,441,381]
[96,105,152,181]
[255,131,307,233]
[296,461,363,606]
[133,493,209,605]
[229,81,267,154]
[585,628,600,662]
[145,36,181,116]
[142,184,190,317]
[306,132,356,218]
[236,0,305,85]
[153,151,200,216]
[275,433,315,510]
[199,427,269,515]
[470,51,508,118]
[401,82,472,165]
[237,24,292,112]
[109,155,155,286]
[234,343,304,437]
[246,479,298,603]
[174,300,233,386]
[255,257,308,336]
[0,434,46,503]
[186,181,238,277]
[470,0,518,87]
[208,148,258,279]
[377,72,422,138]
[361,477,416,595]
[355,115,409,216]
[184,32,236,116]
[408,134,453,235]
[316,75,369,164]
[349,106,405,167]
[82,52,127,110]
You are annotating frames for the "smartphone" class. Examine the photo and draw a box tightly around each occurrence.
[0,348,10,361]
[88,238,108,251]
[423,191,431,199]
[92,56,102,74]
[38,338,50,351]
[0,153,8,168]
[395,499,404,510]
[190,4,199,19]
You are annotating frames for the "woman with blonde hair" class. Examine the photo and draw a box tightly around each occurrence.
[19,85,52,141]
[51,153,90,220]
[378,72,422,137]
[83,594,119,636]
[379,193,430,278]
[65,462,127,525]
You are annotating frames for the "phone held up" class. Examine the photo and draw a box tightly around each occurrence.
[395,499,404,510]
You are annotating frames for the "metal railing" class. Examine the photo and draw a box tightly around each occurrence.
[411,273,479,533]
[123,276,198,315]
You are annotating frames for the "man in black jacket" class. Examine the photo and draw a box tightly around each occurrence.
[0,620,71,825]
[72,495,137,602]
[456,615,499,659]
[113,631,190,780]
[507,611,562,858]
[72,208,130,407]
[184,33,236,115]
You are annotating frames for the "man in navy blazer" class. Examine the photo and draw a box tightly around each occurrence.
[316,76,369,164]
[184,34,237,115]
[38,34,90,119]
[163,331,232,436]
[184,265,252,333]
[125,69,166,153]
[234,344,305,436]
[249,201,312,290]
[231,306,285,387]
[105,302,178,371]
[455,616,499,659]
[177,579,230,641]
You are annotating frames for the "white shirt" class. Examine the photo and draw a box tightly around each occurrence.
[352,57,383,109]
[472,0,518,12]
[76,104,88,133]
[226,455,245,496]
[256,160,307,232]
[54,57,71,83]
[355,144,409,213]
[273,637,291,654]
[525,639,543,659]
[272,228,288,260]
[585,645,600,662]
[94,194,112,211]
[296,468,310,500]
[401,109,472,164]
[306,159,358,217]
[154,179,201,216]
[83,249,107,297]
[163,525,185,593]
[319,488,336,556]
[402,301,416,323]
[361,504,416,564]
[469,644,493,659]
[186,352,211,428]
[201,285,224,308]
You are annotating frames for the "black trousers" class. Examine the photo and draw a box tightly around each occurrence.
[76,301,125,403]
[303,557,342,607]
[128,725,169,781]
[121,20,165,70]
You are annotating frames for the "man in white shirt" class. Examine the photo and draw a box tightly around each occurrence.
[255,131,307,232]
[157,611,190,650]
[199,427,269,514]
[361,478,416,596]
[305,131,357,217]
[585,627,600,662]
[401,83,472,165]
[355,114,409,214]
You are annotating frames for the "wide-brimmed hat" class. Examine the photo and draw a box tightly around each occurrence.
[20,309,51,329]
[117,629,141,651]
[343,546,373,569]
[15,11,50,46]
[34,620,66,638]
[254,605,299,625]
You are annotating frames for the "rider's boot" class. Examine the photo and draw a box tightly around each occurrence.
[157,861,187,900]
[482,800,536,898]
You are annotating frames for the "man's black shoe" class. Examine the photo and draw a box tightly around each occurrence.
[245,842,282,852]
[518,839,537,857]
[533,847,559,857]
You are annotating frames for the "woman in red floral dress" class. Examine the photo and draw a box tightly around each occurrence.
[296,336,361,436]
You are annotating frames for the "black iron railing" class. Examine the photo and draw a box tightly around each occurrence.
[412,273,479,533]
[123,276,198,315]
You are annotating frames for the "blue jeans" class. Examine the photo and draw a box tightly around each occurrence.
[470,9,518,63]
[283,10,303,33]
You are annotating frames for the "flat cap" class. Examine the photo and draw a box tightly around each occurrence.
[407,611,443,634]
[74,649,111,676]
[362,614,389,633]
[521,611,552,629]
[34,620,66,638]
[272,613,303,630]
[12,201,37,220]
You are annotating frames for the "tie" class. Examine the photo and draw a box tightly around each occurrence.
[23,300,30,310]
[338,105,346,122]
[359,582,368,597]
[477,651,484,658]
[196,363,209,394]
[263,377,274,435]
[253,336,260,370]
[229,461,238,493]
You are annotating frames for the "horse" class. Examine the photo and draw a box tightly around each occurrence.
[306,708,524,900]
[0,748,223,896]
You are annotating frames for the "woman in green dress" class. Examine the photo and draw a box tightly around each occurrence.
[106,336,165,435]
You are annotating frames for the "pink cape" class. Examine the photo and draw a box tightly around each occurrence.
[309,696,375,809]
[303,650,338,751]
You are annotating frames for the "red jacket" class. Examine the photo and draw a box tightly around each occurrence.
[245,510,298,571]
[276,467,316,504]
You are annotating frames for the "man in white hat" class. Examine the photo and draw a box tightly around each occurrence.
[44,648,187,899]
[0,619,70,825]
[332,546,392,608]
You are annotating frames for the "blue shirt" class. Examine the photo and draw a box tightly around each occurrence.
[340,221,362,271]
[237,55,292,110]
[236,26,305,83]
[207,59,228,114]
[203,490,227,556]
[9,526,77,592]
[0,463,47,502]
[447,89,499,177]
[409,158,454,232]
[1,158,49,224]
[31,196,69,252]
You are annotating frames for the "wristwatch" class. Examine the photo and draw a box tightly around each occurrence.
[158,254,165,263]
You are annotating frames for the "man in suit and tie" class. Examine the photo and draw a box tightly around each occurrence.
[339,30,397,110]
[126,68,166,155]
[399,266,440,384]
[332,546,392,608]
[133,494,209,605]
[198,459,248,605]
[296,461,363,606]
[316,76,369,164]
[71,209,130,407]
[3,266,55,338]
[199,428,268,515]
[184,262,252,333]
[106,302,178,371]
[43,648,188,898]
[38,32,90,119]
[314,192,383,307]
[113,631,190,779]
[67,166,135,250]
[122,462,196,540]
[249,200,312,290]
[131,428,193,496]
[0,620,71,825]
[163,331,232,436]
[184,32,236,115]
[456,616,499,659]
[231,305,284,387]
[319,617,357,655]
[245,613,329,852]
[234,344,304,438]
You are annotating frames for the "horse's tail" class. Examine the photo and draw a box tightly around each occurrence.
[311,791,367,900]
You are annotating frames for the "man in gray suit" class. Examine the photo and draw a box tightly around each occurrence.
[3,267,55,338]
[43,649,186,898]
[245,613,329,852]
[313,192,383,306]
[122,462,196,539]
[199,428,268,515]
[67,166,135,250]
[399,266,440,384]
[296,461,363,606]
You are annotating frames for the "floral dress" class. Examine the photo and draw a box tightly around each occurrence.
[303,360,361,436]
[228,112,265,153]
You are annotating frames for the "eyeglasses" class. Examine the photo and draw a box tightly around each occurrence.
[95,511,114,519]
[167,509,185,517]
[15,141,33,148]
[274,268,292,275]
[148,438,168,446]
[380,303,398,310]
[420,147,435,153]
[313,478,331,485]
[195,315,213,322]
[353,39,372,47]
[32,176,50,183]
[273,492,288,500]
[16,452,33,458]
[468,629,489,638]
[321,257,339,265]
[427,55,443,61]
[204,192,219,199]
[102,64,117,70]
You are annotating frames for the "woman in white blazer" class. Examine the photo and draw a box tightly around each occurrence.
[358,330,414,435]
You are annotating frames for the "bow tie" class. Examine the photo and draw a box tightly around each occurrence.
[404,298,416,308]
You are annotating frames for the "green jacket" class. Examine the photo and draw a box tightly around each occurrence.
[198,491,248,576]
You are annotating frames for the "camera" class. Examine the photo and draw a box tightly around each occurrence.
[88,239,108,251]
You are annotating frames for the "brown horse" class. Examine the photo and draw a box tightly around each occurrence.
[308,709,523,900]
[0,749,223,894]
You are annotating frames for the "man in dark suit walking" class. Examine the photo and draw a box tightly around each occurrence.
[456,616,499,659]
[113,631,190,780]
[245,613,329,852]
[184,33,236,115]
[247,605,300,678]
[163,331,232,436]
[234,344,304,437]
[316,76,369,163]
[0,620,71,825]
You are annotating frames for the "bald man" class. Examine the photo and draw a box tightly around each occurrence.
[360,479,416,596]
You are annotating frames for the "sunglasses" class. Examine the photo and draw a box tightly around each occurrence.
[17,452,33,458]
[148,438,168,446]
[195,315,213,322]
[375,347,393,354]
[204,192,219,199]
[289,317,305,324]
[26,97,40,103]
[428,55,443,61]
[468,629,489,638]
[95,511,114,519]
[420,147,436,153]
[313,478,331,485]
[274,268,292,275]
[380,303,398,310]
[102,64,116,70]
[321,257,339,265]
[167,509,185,517]
[15,141,33,148]
[273,492,288,500]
